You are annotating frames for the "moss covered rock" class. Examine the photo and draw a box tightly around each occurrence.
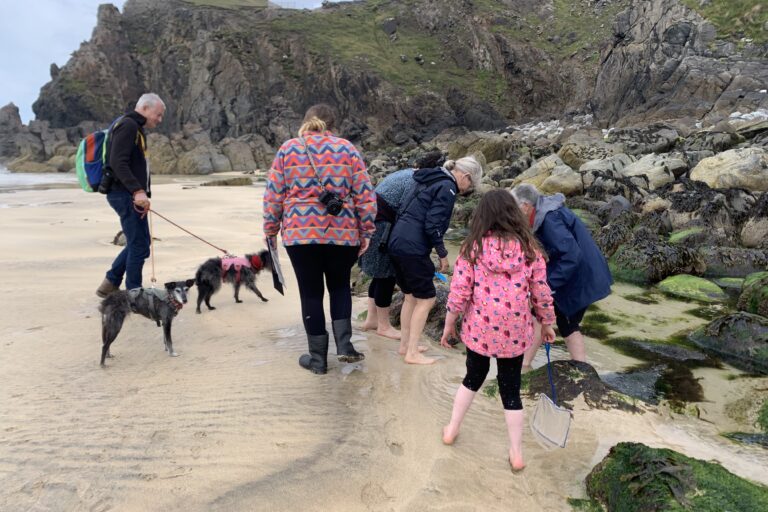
[667,227,705,244]
[585,442,768,511]
[699,247,768,279]
[738,272,768,317]
[689,312,768,375]
[657,275,727,303]
[524,360,639,412]
[609,229,705,285]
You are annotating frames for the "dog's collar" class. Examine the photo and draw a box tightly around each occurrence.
[250,254,263,270]
[167,293,184,312]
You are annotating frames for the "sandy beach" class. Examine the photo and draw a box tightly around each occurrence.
[1,180,766,511]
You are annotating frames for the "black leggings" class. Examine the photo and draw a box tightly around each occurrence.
[367,277,397,308]
[462,348,524,410]
[286,244,359,336]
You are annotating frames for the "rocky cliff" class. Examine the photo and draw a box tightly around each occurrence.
[1,0,766,173]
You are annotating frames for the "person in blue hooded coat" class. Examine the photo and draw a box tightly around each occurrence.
[511,184,612,367]
[389,156,483,365]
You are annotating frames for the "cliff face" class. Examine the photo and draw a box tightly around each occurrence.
[4,0,767,172]
[28,0,624,146]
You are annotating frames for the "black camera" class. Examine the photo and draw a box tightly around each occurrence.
[319,190,343,215]
[98,168,115,194]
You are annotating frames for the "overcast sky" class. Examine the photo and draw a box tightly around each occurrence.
[0,0,323,124]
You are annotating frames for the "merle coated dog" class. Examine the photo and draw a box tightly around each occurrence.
[99,280,195,367]
[194,250,272,314]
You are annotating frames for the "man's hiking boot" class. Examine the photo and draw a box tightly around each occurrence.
[96,278,119,298]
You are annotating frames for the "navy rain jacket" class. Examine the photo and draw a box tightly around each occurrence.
[533,193,613,315]
[388,167,457,258]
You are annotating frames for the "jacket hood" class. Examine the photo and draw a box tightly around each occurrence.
[533,193,565,232]
[413,166,456,186]
[475,235,529,274]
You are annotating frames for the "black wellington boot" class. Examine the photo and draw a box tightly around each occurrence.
[299,333,328,374]
[332,318,364,363]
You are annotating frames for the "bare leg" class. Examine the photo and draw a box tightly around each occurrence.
[442,385,475,444]
[522,320,542,371]
[362,298,378,331]
[505,409,525,471]
[398,294,416,355]
[375,306,401,339]
[565,330,587,362]
[403,297,437,365]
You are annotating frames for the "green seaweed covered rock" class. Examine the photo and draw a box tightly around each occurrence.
[609,229,705,285]
[738,272,768,317]
[688,312,768,375]
[657,274,727,303]
[585,442,768,511]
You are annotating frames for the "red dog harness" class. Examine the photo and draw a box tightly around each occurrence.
[221,255,263,283]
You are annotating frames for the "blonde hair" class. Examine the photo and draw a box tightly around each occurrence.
[445,156,483,188]
[298,116,327,136]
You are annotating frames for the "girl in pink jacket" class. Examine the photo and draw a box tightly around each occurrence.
[440,189,556,471]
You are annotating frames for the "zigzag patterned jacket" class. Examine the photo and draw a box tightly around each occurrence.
[263,131,377,246]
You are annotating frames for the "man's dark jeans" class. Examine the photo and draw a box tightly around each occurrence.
[105,191,150,290]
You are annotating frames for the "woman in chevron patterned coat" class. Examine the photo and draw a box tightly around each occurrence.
[263,104,377,375]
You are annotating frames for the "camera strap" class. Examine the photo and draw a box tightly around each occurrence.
[298,136,329,190]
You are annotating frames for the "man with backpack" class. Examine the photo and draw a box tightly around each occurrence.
[96,93,166,298]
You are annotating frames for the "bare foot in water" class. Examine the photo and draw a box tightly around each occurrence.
[361,321,377,332]
[442,424,459,445]
[404,353,437,365]
[398,345,429,355]
[376,327,401,340]
[509,450,525,472]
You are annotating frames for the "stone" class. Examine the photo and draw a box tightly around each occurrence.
[690,148,768,192]
[539,164,583,196]
[737,272,768,318]
[689,312,768,375]
[511,154,565,188]
[699,247,768,278]
[657,274,727,303]
[619,153,687,190]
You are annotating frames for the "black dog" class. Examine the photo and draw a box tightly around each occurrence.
[99,280,195,367]
[195,250,272,313]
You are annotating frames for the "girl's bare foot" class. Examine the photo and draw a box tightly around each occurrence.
[404,353,437,365]
[398,345,428,355]
[361,321,377,331]
[509,449,525,472]
[521,364,533,374]
[376,327,401,340]
[442,424,459,445]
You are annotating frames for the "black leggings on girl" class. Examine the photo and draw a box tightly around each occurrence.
[286,244,359,336]
[367,276,397,308]
[462,348,524,410]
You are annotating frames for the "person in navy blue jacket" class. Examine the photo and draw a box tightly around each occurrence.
[511,184,612,367]
[389,156,483,365]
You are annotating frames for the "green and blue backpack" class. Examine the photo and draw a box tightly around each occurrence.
[75,116,124,192]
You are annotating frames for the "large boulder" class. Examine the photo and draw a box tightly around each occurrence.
[585,442,768,512]
[556,129,618,169]
[524,360,639,412]
[511,154,565,189]
[603,124,679,156]
[619,153,687,190]
[609,228,705,284]
[698,247,768,279]
[390,283,450,341]
[690,148,768,192]
[657,274,727,303]
[689,312,768,375]
[539,165,583,196]
[147,133,178,174]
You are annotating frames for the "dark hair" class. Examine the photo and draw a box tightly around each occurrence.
[413,150,445,169]
[460,189,543,265]
[303,103,337,131]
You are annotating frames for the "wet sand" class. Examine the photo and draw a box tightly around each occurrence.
[1,182,766,511]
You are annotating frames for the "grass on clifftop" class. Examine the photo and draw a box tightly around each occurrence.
[269,0,510,105]
[680,0,768,44]
[183,0,268,7]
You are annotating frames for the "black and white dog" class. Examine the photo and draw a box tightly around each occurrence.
[99,280,195,367]
[194,250,272,313]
